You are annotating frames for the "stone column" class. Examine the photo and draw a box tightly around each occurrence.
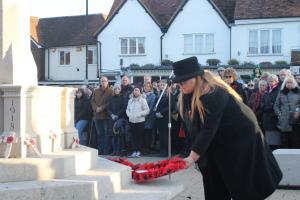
[31,86,65,154]
[0,0,37,85]
[61,88,79,148]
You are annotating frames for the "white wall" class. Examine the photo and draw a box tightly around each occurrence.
[45,45,98,81]
[98,0,162,72]
[163,0,230,65]
[231,18,300,64]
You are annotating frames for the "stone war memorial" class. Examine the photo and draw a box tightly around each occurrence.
[0,1,182,199]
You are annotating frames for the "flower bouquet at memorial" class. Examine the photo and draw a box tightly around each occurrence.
[108,157,186,183]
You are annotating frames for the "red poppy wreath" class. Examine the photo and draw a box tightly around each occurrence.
[108,157,186,183]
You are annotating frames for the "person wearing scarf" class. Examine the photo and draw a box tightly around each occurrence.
[248,80,268,132]
[261,74,281,150]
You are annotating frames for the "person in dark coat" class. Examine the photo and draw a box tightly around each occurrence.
[223,68,248,104]
[261,74,281,150]
[172,57,282,200]
[143,82,156,154]
[154,80,175,157]
[108,84,125,156]
[274,76,300,148]
[121,75,134,113]
[245,80,257,100]
[248,80,268,132]
[121,75,134,152]
[75,88,92,145]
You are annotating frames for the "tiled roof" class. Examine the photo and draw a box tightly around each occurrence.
[212,0,237,23]
[235,0,300,20]
[31,14,105,48]
[95,0,239,35]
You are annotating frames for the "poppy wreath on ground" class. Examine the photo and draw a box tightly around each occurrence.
[108,157,186,183]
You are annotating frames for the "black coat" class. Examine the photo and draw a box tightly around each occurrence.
[108,94,125,119]
[75,95,92,123]
[154,93,176,131]
[261,85,280,131]
[182,87,282,199]
[231,81,248,104]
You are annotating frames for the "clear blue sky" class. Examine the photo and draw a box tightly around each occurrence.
[29,0,114,18]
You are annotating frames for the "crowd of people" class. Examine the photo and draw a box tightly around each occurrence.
[74,67,300,158]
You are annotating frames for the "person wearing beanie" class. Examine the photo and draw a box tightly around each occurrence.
[172,56,282,200]
[108,84,125,156]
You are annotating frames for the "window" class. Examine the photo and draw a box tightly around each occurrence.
[129,38,136,54]
[60,51,70,65]
[88,49,97,65]
[138,38,145,54]
[184,35,193,54]
[121,39,128,54]
[248,29,282,55]
[205,34,214,53]
[184,33,214,54]
[249,30,258,54]
[272,30,282,54]
[120,37,146,55]
[260,30,270,54]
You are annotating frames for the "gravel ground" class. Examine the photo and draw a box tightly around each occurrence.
[123,156,300,200]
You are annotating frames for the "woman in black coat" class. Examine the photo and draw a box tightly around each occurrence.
[154,80,175,157]
[172,57,282,200]
[108,84,125,156]
[261,74,281,150]
[75,88,93,145]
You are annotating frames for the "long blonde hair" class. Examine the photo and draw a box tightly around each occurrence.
[179,70,242,123]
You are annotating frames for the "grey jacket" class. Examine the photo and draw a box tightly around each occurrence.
[274,87,300,132]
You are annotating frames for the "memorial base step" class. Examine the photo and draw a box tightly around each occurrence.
[0,146,98,183]
[0,157,183,200]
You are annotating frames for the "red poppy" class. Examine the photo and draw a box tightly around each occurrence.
[6,136,14,144]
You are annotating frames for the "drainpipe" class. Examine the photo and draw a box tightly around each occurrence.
[160,28,167,64]
[97,41,102,78]
[160,33,165,64]
[229,26,232,60]
[47,49,50,80]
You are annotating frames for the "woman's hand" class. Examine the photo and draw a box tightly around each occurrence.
[184,151,200,169]
[184,157,195,169]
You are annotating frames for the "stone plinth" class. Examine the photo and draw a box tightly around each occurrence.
[273,149,300,187]
[0,85,78,158]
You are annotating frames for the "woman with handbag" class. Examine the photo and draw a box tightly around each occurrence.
[274,75,300,148]
[261,74,281,150]
[173,57,282,200]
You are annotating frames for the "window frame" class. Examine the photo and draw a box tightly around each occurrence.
[183,33,215,55]
[119,37,146,56]
[59,50,71,66]
[248,28,282,56]
[88,48,98,65]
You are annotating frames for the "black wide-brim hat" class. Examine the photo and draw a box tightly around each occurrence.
[172,56,204,83]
